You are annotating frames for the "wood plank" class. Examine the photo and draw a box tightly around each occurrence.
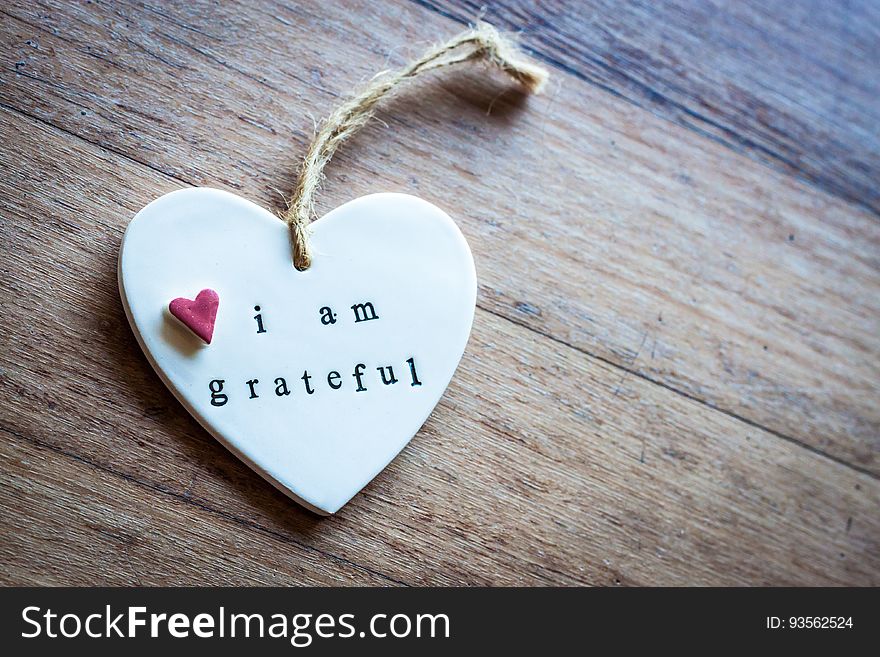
[0,432,398,585]
[2,0,877,472]
[424,0,880,214]
[1,108,877,585]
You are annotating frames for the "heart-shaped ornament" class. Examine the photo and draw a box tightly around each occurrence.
[119,188,476,514]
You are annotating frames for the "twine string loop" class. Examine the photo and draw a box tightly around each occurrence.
[282,22,549,270]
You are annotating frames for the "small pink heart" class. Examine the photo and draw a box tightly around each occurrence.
[168,289,219,344]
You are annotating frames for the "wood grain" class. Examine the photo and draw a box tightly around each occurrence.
[1,0,877,474]
[1,434,397,586]
[0,0,878,585]
[1,107,878,586]
[425,0,880,214]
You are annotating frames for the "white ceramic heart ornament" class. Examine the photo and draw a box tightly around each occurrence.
[118,188,476,514]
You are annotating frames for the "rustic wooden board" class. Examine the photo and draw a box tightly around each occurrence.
[1,107,878,586]
[2,0,877,474]
[0,0,878,585]
[1,435,396,586]
[428,0,880,214]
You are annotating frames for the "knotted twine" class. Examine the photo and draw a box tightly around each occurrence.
[282,22,549,270]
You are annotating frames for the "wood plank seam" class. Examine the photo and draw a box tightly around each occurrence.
[1,99,872,483]
[0,425,411,587]
[479,304,879,480]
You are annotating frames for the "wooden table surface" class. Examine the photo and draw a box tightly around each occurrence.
[1,0,878,586]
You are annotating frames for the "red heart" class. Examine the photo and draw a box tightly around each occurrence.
[169,289,219,344]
